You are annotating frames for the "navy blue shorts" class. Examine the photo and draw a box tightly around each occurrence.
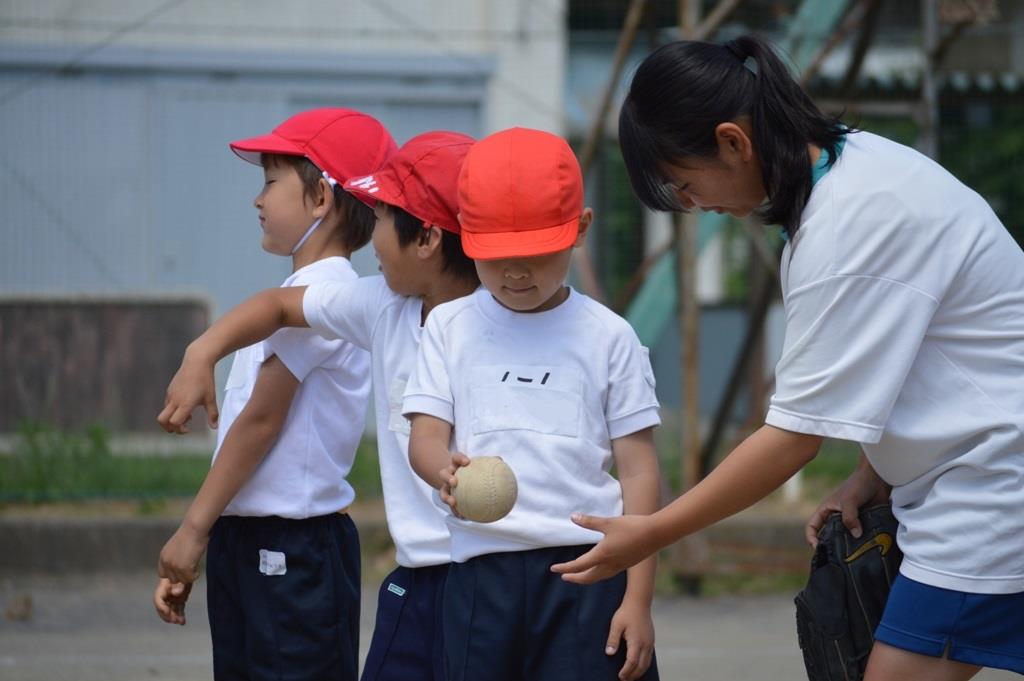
[875,574,1024,674]
[360,563,448,681]
[444,545,659,681]
[206,513,361,681]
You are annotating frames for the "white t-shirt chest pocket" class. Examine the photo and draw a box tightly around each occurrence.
[469,364,583,438]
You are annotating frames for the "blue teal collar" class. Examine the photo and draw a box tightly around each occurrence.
[780,135,846,242]
[811,136,845,187]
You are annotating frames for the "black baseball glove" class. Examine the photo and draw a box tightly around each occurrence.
[794,504,903,681]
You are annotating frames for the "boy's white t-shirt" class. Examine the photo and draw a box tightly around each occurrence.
[402,287,661,563]
[216,257,370,519]
[303,275,451,568]
[766,131,1024,593]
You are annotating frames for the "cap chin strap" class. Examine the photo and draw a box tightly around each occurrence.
[290,170,339,255]
[291,217,323,255]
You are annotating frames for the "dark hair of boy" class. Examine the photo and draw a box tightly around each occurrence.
[388,204,480,285]
[261,153,375,251]
[618,34,849,238]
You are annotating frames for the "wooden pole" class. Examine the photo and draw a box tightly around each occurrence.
[577,0,648,178]
[694,0,743,41]
[698,264,775,475]
[919,0,940,159]
[840,0,883,95]
[573,0,648,305]
[573,0,743,306]
[678,0,701,492]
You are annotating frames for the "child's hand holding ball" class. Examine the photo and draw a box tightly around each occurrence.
[440,454,518,523]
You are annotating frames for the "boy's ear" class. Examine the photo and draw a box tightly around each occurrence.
[574,208,594,248]
[311,177,335,218]
[416,225,444,260]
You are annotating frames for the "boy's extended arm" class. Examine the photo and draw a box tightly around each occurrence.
[552,424,822,584]
[157,355,300,585]
[158,286,308,433]
[607,427,661,681]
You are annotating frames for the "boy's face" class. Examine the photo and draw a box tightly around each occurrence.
[371,204,421,296]
[254,157,318,255]
[475,247,575,313]
[472,211,591,314]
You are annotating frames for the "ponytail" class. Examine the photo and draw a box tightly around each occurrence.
[619,34,848,237]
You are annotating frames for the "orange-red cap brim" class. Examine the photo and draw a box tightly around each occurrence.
[229,133,305,166]
[461,216,579,260]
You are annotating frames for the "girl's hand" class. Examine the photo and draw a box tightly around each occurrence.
[805,456,890,547]
[439,453,471,519]
[153,577,193,625]
[157,525,208,585]
[157,345,219,434]
[606,598,655,681]
[549,514,662,584]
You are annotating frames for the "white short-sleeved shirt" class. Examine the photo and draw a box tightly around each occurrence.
[216,257,371,519]
[766,131,1024,593]
[303,275,451,567]
[402,288,661,563]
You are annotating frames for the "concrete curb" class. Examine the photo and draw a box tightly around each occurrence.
[0,508,811,577]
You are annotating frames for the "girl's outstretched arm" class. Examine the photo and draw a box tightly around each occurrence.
[551,425,822,583]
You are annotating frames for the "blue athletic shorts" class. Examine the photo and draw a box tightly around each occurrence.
[360,563,448,681]
[206,513,361,681]
[875,574,1024,674]
[443,545,659,681]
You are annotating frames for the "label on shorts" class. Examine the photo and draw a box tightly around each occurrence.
[387,583,406,597]
[258,549,287,576]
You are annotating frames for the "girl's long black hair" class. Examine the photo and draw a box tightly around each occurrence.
[619,34,849,237]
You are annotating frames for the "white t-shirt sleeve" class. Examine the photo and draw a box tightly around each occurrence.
[260,324,355,381]
[302,278,388,351]
[605,329,662,439]
[766,274,938,443]
[402,312,454,424]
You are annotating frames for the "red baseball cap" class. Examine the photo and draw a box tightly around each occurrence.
[229,108,397,186]
[457,127,583,260]
[344,131,474,233]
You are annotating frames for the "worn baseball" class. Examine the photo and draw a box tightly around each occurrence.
[453,456,518,523]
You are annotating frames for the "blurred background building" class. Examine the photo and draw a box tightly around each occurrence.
[1,0,1022,464]
[0,0,566,442]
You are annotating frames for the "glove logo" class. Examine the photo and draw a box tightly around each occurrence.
[844,532,893,563]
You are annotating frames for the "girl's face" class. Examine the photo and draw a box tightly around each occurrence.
[660,156,766,218]
[660,121,767,218]
[254,157,318,255]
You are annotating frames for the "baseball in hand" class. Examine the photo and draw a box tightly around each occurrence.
[452,456,518,523]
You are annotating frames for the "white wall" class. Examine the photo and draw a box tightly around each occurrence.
[0,0,567,134]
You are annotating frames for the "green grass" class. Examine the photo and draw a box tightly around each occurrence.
[0,422,384,503]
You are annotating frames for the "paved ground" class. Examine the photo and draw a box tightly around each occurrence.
[0,572,1018,681]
